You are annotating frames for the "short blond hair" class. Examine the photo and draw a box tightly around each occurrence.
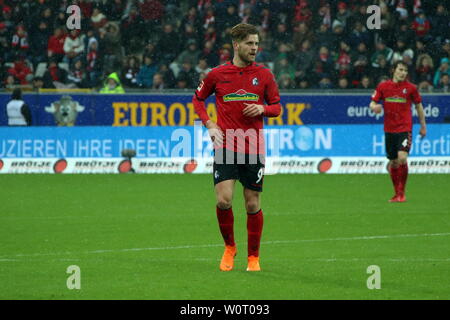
[230,23,259,43]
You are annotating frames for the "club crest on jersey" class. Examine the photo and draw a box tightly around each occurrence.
[223,89,259,102]
[402,88,407,94]
[252,77,259,86]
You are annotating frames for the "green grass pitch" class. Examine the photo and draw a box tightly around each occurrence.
[0,174,449,300]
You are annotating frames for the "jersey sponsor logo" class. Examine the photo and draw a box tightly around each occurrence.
[385,96,407,103]
[223,89,259,102]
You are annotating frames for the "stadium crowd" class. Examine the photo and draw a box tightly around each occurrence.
[0,0,450,92]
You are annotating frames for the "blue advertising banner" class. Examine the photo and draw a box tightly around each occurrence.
[1,93,449,126]
[1,124,449,158]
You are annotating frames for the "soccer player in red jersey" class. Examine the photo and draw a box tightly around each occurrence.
[370,61,427,202]
[192,23,281,271]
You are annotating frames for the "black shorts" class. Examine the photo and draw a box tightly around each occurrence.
[385,131,412,160]
[213,149,265,192]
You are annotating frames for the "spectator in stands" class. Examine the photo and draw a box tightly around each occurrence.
[4,74,17,89]
[47,27,66,63]
[314,3,331,30]
[176,39,201,69]
[176,61,198,89]
[436,39,450,63]
[100,72,125,93]
[436,73,450,92]
[358,75,372,89]
[203,25,217,46]
[371,40,393,68]
[315,46,334,78]
[411,10,431,40]
[180,23,201,50]
[298,79,309,89]
[38,7,54,34]
[379,2,396,31]
[103,0,126,21]
[415,53,434,86]
[335,2,352,31]
[201,39,219,67]
[216,4,241,35]
[317,75,333,89]
[63,29,85,66]
[180,7,202,35]
[278,73,296,89]
[120,5,145,55]
[293,22,314,51]
[293,39,314,82]
[350,42,370,87]
[90,7,108,31]
[157,23,180,65]
[337,77,350,90]
[433,57,450,87]
[272,23,292,50]
[274,57,295,84]
[99,22,122,73]
[142,42,157,62]
[293,0,312,26]
[67,58,88,88]
[78,0,93,19]
[348,21,371,49]
[430,5,450,43]
[371,55,390,84]
[330,20,347,52]
[335,41,352,78]
[0,22,12,62]
[391,38,414,65]
[11,25,30,59]
[202,7,215,31]
[314,23,333,49]
[121,55,140,88]
[29,21,50,69]
[54,11,68,29]
[32,76,44,91]
[137,55,158,88]
[158,63,176,89]
[7,54,32,85]
[151,73,165,90]
[195,58,210,75]
[42,58,68,89]
[139,0,165,38]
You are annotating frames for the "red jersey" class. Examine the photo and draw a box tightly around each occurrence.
[193,61,281,154]
[371,80,422,133]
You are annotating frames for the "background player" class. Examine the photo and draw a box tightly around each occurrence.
[192,23,281,271]
[370,61,427,202]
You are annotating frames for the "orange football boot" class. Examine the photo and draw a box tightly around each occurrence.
[246,255,261,271]
[220,245,237,271]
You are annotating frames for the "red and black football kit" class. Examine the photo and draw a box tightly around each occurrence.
[193,61,281,192]
[371,79,423,201]
[371,79,422,159]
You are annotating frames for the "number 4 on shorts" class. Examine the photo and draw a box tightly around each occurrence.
[402,139,408,147]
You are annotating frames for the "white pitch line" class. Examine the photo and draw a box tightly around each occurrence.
[1,232,449,260]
